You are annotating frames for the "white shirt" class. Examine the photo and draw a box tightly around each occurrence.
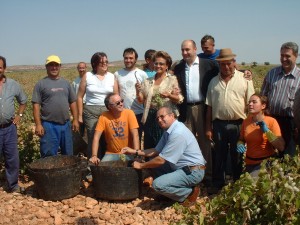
[115,68,147,115]
[85,71,115,105]
[185,57,203,103]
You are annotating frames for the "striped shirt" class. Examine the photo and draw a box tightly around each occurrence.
[261,66,300,117]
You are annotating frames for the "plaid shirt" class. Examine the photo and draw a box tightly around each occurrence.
[261,66,300,117]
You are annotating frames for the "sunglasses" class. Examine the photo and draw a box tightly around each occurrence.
[110,99,124,106]
[154,62,166,66]
[99,61,109,66]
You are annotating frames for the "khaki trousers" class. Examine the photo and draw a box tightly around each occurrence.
[184,104,212,181]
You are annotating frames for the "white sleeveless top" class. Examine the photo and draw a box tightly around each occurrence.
[85,71,115,105]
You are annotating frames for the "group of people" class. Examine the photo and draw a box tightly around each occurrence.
[0,35,299,206]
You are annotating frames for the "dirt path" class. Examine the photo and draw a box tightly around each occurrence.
[0,178,186,225]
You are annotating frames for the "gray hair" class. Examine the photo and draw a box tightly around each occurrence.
[281,42,298,55]
[159,103,180,118]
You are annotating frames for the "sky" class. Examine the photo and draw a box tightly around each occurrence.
[1,0,300,66]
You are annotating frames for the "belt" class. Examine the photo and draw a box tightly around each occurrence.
[189,165,206,170]
[187,101,204,106]
[0,121,13,129]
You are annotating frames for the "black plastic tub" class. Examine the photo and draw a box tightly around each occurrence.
[28,155,85,201]
[90,160,142,201]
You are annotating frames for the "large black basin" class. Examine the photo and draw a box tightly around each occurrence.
[90,160,142,201]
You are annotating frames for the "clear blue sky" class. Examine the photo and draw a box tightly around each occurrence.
[1,0,300,66]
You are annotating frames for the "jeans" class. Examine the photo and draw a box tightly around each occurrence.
[0,124,19,190]
[212,119,243,189]
[152,163,205,202]
[40,120,73,157]
[101,154,133,162]
[83,105,107,158]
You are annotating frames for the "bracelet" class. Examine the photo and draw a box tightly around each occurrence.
[92,155,97,157]
[135,150,139,157]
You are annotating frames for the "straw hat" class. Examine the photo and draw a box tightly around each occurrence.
[216,48,236,61]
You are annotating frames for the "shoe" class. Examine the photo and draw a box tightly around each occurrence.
[143,176,153,187]
[180,186,200,207]
[10,186,26,194]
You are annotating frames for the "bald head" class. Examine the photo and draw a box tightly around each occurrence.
[181,40,197,65]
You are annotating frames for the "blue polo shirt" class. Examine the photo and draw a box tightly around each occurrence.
[155,120,206,170]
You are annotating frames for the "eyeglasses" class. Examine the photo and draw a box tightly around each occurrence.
[99,61,109,66]
[156,113,171,121]
[154,62,166,66]
[110,99,124,106]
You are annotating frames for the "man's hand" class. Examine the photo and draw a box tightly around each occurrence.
[89,156,100,165]
[72,119,79,132]
[12,115,21,125]
[132,161,142,169]
[205,130,213,141]
[35,124,45,137]
[256,121,269,133]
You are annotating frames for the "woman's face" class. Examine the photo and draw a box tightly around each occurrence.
[96,56,108,74]
[248,95,266,114]
[154,57,168,74]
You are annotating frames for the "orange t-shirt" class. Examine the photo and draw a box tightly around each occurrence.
[95,109,139,153]
[240,116,282,165]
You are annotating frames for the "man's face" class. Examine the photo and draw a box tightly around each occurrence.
[219,59,236,77]
[201,39,215,55]
[77,63,86,77]
[0,59,5,77]
[46,62,61,78]
[108,95,124,113]
[123,52,137,70]
[156,108,174,130]
[181,41,197,63]
[280,48,297,73]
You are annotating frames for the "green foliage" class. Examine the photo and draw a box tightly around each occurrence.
[264,62,270,65]
[174,156,300,224]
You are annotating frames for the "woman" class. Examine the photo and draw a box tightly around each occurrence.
[136,51,183,149]
[77,52,118,158]
[237,94,285,177]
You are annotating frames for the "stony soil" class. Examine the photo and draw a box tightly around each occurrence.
[0,177,208,225]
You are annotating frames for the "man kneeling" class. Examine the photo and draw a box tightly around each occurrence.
[121,104,206,206]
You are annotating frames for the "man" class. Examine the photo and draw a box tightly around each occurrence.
[32,55,79,157]
[205,48,255,192]
[261,42,300,157]
[72,62,87,136]
[121,104,205,206]
[114,48,147,146]
[198,35,221,60]
[143,49,156,78]
[89,93,139,164]
[0,55,27,193]
[174,40,219,185]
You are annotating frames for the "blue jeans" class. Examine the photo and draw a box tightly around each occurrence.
[101,154,133,162]
[212,119,243,189]
[40,120,73,157]
[0,124,19,190]
[152,164,205,202]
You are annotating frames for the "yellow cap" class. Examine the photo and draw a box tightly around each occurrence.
[45,55,61,65]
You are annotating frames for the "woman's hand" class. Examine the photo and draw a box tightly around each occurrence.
[160,92,170,98]
[121,147,135,155]
[89,156,100,165]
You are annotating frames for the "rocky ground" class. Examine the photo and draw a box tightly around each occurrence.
[0,176,208,225]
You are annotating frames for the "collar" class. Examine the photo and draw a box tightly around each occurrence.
[280,65,297,77]
[185,57,199,67]
[166,120,178,134]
